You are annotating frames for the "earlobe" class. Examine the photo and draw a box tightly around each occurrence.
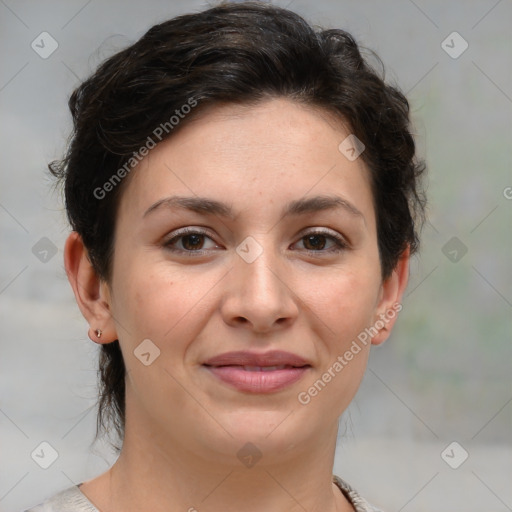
[63,231,117,343]
[371,245,410,346]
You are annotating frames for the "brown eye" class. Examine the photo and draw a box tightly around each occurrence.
[164,228,218,255]
[303,234,328,250]
[295,230,348,254]
[180,233,206,250]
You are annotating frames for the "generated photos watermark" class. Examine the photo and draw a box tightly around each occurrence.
[93,97,198,200]
[297,302,402,405]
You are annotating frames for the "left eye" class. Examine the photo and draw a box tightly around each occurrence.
[296,232,347,253]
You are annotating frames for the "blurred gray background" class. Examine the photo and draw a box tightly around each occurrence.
[1,1,510,511]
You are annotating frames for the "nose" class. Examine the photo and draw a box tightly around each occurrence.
[220,237,299,333]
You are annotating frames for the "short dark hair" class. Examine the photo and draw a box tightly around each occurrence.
[50,1,426,453]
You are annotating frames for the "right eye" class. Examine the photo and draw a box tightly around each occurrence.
[163,228,220,256]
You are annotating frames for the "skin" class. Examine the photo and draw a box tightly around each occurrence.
[64,97,409,512]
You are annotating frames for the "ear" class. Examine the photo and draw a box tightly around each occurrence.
[63,231,118,343]
[370,245,410,346]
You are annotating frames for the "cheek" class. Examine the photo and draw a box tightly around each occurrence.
[110,256,215,349]
[299,275,376,416]
[314,266,381,338]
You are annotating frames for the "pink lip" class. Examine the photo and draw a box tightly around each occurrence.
[203,350,311,393]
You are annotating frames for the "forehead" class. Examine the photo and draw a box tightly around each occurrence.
[116,98,375,226]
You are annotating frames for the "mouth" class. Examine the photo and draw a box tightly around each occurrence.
[233,365,297,371]
[202,351,311,393]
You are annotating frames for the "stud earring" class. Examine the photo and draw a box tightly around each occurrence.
[95,329,102,339]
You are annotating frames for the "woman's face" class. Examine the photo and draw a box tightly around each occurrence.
[96,98,406,463]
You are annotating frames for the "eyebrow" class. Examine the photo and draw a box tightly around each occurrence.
[143,194,365,222]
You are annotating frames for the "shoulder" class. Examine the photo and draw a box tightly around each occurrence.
[22,484,99,512]
[333,475,386,512]
[23,477,380,512]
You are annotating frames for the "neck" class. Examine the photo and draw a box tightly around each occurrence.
[91,390,354,512]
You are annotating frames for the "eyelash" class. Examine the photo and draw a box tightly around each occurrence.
[163,227,349,257]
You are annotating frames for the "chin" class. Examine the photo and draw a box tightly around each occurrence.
[208,408,324,454]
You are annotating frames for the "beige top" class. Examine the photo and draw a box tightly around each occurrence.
[23,475,384,512]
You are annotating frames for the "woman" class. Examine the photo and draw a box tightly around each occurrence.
[25,2,425,511]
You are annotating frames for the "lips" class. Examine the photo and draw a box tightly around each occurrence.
[203,350,311,393]
[203,350,310,368]
[241,365,291,371]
